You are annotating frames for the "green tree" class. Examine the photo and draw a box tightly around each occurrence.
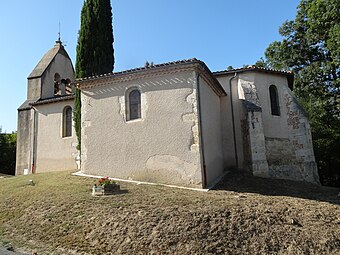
[74,0,114,149]
[264,0,340,186]
[0,128,16,175]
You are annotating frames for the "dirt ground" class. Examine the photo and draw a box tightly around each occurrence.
[0,170,339,255]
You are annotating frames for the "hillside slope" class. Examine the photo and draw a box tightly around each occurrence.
[0,171,339,255]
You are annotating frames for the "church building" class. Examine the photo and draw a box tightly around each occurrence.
[16,41,78,174]
[16,42,320,188]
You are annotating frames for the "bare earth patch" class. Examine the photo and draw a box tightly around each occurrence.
[0,170,339,255]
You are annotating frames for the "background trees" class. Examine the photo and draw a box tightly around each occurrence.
[0,128,16,175]
[263,0,340,187]
[74,0,114,149]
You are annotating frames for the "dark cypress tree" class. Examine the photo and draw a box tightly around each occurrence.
[74,0,114,149]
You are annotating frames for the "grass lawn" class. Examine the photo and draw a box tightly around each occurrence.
[0,170,339,255]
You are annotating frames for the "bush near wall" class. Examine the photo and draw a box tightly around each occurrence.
[0,131,16,175]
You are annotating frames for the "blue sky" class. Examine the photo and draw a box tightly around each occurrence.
[0,0,300,132]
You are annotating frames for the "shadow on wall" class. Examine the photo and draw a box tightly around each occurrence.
[81,75,195,100]
[213,170,340,206]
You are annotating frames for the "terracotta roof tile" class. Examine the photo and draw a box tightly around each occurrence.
[75,58,199,82]
[213,65,294,90]
[31,94,74,106]
[213,65,293,76]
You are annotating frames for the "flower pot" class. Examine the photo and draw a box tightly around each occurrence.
[103,184,120,194]
[92,184,120,196]
[92,186,104,196]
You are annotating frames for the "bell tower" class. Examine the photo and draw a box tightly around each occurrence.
[16,41,75,175]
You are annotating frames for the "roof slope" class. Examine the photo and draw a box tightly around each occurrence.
[213,65,294,76]
[76,58,201,82]
[214,66,294,90]
[76,58,227,96]
[28,41,71,79]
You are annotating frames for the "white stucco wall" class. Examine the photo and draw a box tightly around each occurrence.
[41,54,74,99]
[214,70,318,183]
[81,71,203,187]
[250,72,289,139]
[216,75,245,169]
[198,76,224,186]
[34,101,78,172]
[215,76,236,169]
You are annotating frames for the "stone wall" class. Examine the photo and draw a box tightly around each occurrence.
[246,111,269,177]
[238,76,269,177]
[236,71,319,184]
[282,87,319,183]
[262,81,319,184]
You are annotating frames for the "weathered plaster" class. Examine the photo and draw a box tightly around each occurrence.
[182,88,199,151]
[216,71,318,184]
[246,111,269,177]
[237,76,269,177]
[81,71,203,187]
[145,155,200,185]
[283,87,319,183]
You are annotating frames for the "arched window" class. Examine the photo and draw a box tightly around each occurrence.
[127,89,141,121]
[269,85,280,116]
[63,106,72,137]
[54,73,61,95]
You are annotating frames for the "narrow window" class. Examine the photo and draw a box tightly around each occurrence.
[269,85,280,116]
[65,78,72,94]
[54,73,61,96]
[128,89,141,120]
[63,106,72,137]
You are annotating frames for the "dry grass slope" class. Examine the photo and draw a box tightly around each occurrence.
[0,171,339,255]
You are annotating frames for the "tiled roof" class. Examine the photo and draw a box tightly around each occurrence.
[76,58,200,82]
[213,65,293,76]
[31,94,74,106]
[18,99,38,111]
[76,58,227,96]
[18,95,74,111]
[213,65,294,89]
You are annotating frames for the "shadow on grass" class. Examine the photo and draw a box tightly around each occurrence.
[213,170,340,205]
[111,189,129,195]
[93,189,129,197]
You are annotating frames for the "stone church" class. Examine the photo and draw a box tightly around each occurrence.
[16,41,320,188]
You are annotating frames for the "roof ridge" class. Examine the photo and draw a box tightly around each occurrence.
[213,65,293,75]
[76,58,200,81]
[28,42,70,79]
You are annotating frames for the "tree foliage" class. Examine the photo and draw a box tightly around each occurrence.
[74,0,114,149]
[264,0,340,186]
[0,129,16,175]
